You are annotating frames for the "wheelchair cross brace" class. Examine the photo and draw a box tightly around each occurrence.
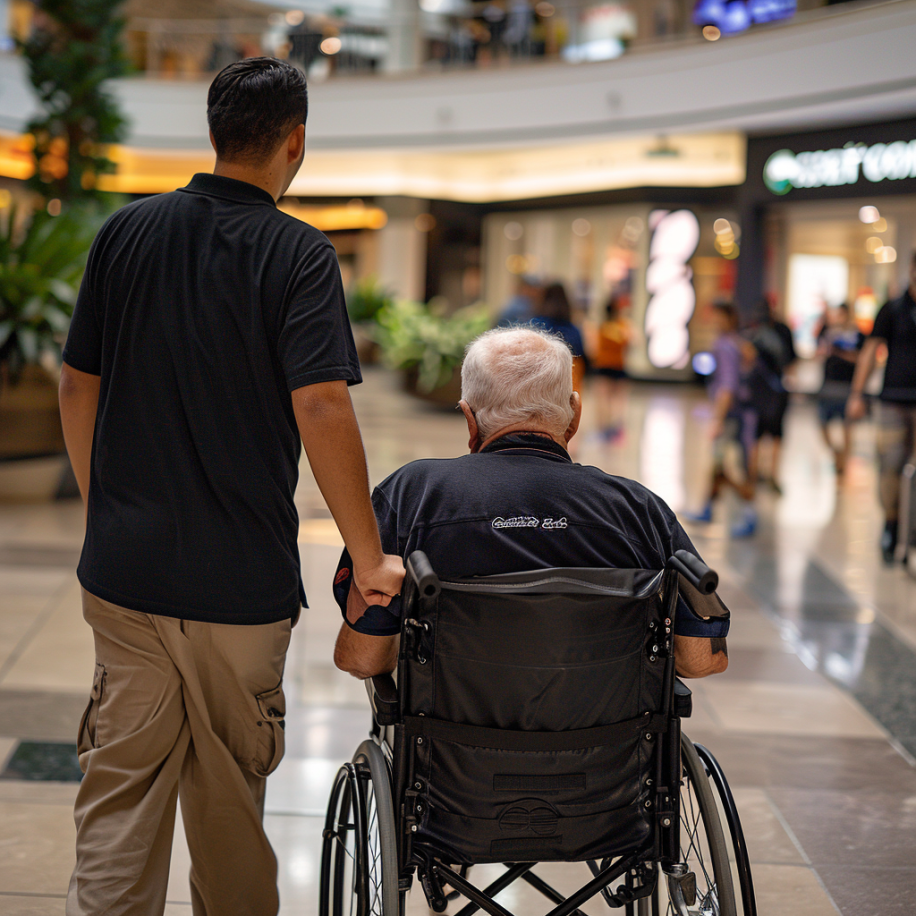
[425,853,640,916]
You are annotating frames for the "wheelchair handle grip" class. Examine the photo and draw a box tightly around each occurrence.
[406,551,441,600]
[669,549,718,595]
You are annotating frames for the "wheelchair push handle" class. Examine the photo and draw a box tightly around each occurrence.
[406,551,441,600]
[669,549,718,595]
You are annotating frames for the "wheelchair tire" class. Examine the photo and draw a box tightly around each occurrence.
[672,734,737,916]
[693,744,757,916]
[319,740,400,916]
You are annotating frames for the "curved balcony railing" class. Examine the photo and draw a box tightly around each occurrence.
[107,0,886,81]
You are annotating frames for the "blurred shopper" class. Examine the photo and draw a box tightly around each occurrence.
[58,58,403,916]
[497,273,541,326]
[687,303,758,538]
[848,252,916,563]
[747,300,796,493]
[532,281,588,393]
[817,303,864,477]
[589,295,632,439]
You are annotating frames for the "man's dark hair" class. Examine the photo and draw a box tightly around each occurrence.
[712,301,738,328]
[207,58,308,164]
[539,282,572,323]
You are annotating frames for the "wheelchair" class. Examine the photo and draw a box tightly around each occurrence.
[320,550,756,916]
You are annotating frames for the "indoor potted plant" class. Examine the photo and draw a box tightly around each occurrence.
[346,276,393,366]
[370,299,490,407]
[0,203,96,498]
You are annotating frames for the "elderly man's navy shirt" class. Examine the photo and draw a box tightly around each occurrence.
[64,174,361,625]
[334,434,729,638]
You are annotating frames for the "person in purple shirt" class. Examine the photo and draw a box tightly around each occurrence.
[687,302,759,538]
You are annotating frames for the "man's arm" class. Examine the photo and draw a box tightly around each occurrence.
[334,622,399,680]
[59,362,101,505]
[675,635,728,678]
[292,380,404,604]
[847,336,881,420]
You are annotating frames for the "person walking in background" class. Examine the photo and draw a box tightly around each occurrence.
[686,302,759,538]
[848,252,916,563]
[817,303,864,478]
[496,273,542,326]
[589,295,632,440]
[531,281,588,394]
[747,299,796,494]
[57,59,403,916]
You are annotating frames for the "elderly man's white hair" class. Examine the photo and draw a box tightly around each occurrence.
[461,327,575,441]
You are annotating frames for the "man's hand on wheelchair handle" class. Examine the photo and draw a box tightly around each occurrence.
[353,553,405,613]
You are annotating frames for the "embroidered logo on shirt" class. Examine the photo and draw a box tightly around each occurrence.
[334,568,351,585]
[491,516,568,530]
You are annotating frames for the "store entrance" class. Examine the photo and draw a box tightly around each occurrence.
[763,196,916,358]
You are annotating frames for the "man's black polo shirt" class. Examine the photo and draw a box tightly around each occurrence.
[333,433,729,638]
[63,173,361,624]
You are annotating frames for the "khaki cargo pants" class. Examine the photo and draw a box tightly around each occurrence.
[67,589,292,916]
[876,401,916,521]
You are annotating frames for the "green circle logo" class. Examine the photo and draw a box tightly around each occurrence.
[763,150,798,195]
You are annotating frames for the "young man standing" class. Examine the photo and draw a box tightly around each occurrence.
[58,58,403,916]
[848,252,916,563]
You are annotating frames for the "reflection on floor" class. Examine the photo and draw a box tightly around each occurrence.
[1,368,915,915]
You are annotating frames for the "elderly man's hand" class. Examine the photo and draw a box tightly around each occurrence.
[354,553,405,610]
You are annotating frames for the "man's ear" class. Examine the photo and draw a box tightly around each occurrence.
[459,400,481,453]
[287,123,305,164]
[209,129,218,154]
[564,391,582,445]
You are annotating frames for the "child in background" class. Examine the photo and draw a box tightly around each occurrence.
[589,297,632,440]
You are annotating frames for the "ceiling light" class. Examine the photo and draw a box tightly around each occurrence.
[702,25,721,40]
[285,10,305,25]
[858,205,879,224]
[504,221,523,241]
[865,236,882,254]
[572,218,591,237]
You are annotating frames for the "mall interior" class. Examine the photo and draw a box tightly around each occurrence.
[1,1,916,914]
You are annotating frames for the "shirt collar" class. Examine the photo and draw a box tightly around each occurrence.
[480,432,572,463]
[180,173,277,208]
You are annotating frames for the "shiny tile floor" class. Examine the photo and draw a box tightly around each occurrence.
[1,368,916,915]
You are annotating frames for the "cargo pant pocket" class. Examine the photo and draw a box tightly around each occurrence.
[252,682,286,777]
[77,662,107,758]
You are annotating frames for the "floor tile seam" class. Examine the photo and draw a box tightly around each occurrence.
[0,891,68,899]
[811,551,916,656]
[0,575,76,686]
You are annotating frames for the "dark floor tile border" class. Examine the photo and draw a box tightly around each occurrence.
[0,741,82,782]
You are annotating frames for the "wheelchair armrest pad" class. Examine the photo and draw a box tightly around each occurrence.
[368,673,399,726]
[674,678,693,718]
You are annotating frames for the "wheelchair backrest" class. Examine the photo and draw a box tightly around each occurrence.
[397,565,679,865]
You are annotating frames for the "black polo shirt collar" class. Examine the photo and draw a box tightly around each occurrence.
[180,173,277,208]
[480,432,572,463]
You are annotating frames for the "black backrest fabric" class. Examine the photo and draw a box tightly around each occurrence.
[402,567,672,865]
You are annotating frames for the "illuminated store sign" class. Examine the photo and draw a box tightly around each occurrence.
[644,210,700,370]
[764,140,916,195]
[693,0,795,35]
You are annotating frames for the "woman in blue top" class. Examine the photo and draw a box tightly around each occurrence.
[531,282,587,393]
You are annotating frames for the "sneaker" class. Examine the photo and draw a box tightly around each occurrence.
[881,521,898,565]
[684,504,713,524]
[731,508,757,539]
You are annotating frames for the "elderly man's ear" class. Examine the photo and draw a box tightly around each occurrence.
[564,392,582,445]
[459,400,481,452]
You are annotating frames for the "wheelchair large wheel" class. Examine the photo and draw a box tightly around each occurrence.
[319,740,400,916]
[693,744,757,916]
[667,735,737,916]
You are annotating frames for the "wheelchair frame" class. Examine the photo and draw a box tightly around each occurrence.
[320,551,756,916]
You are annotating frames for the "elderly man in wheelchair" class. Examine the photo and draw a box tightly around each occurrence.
[323,327,756,916]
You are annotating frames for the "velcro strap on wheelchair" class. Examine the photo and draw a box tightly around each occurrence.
[404,712,667,752]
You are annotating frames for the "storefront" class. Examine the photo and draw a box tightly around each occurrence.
[474,187,741,379]
[738,118,916,356]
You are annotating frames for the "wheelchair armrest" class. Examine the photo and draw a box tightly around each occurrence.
[674,678,693,718]
[366,673,399,726]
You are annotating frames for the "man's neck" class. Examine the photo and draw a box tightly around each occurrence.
[477,427,566,452]
[212,161,283,202]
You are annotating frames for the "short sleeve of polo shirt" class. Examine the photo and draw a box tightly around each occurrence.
[870,301,892,341]
[333,487,402,636]
[62,224,107,376]
[279,242,361,391]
